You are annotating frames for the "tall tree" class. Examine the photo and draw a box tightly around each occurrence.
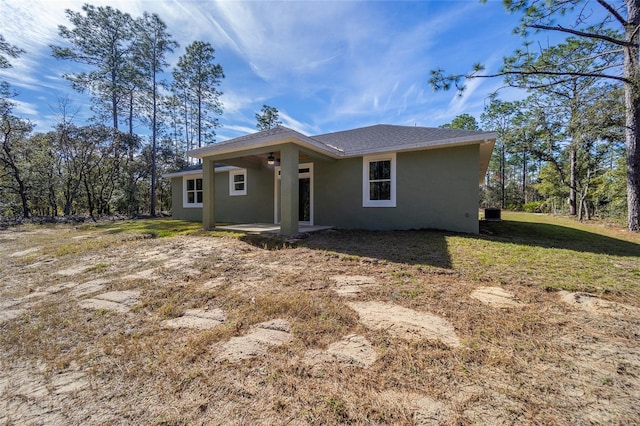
[0,34,23,71]
[162,94,186,158]
[0,110,33,218]
[51,4,135,131]
[133,12,178,216]
[481,97,524,208]
[0,34,24,113]
[430,0,640,232]
[511,37,618,215]
[173,41,224,149]
[256,104,283,130]
[439,113,479,130]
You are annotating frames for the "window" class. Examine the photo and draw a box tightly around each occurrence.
[229,169,247,196]
[363,153,396,207]
[184,176,203,208]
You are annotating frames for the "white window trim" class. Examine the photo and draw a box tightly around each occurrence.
[363,153,396,208]
[183,174,203,208]
[229,168,247,196]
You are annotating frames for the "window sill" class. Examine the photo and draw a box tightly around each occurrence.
[363,201,396,208]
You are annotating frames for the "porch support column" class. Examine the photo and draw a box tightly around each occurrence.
[202,158,215,230]
[280,144,299,236]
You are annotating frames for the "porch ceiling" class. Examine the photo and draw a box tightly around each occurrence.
[209,143,335,168]
[220,151,317,169]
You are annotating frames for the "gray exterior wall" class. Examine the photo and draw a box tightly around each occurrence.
[216,167,274,223]
[314,145,480,233]
[170,144,480,233]
[171,177,202,222]
[170,167,274,223]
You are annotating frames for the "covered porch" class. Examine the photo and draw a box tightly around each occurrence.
[188,128,341,237]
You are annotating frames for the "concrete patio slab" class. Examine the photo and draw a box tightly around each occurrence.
[214,223,333,235]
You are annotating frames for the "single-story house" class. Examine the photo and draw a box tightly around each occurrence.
[163,124,496,235]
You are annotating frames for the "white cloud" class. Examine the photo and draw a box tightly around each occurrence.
[278,111,318,135]
[0,0,529,134]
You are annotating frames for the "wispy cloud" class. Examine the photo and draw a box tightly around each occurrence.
[11,98,39,117]
[1,0,527,134]
[278,111,318,135]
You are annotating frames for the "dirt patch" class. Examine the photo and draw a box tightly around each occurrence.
[202,277,227,289]
[43,281,78,295]
[0,308,25,324]
[163,308,226,330]
[380,391,451,425]
[138,249,170,262]
[121,268,158,281]
[9,246,43,257]
[70,278,110,298]
[25,258,56,269]
[2,224,640,425]
[0,364,89,425]
[79,290,140,313]
[331,275,377,297]
[348,301,462,347]
[304,334,377,368]
[217,319,292,362]
[558,290,640,318]
[470,286,524,308]
[54,264,94,276]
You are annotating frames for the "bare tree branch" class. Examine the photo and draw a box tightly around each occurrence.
[527,23,630,47]
[595,0,627,26]
[477,69,629,85]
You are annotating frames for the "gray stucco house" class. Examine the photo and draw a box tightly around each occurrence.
[163,124,496,235]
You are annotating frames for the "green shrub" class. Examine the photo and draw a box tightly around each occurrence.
[522,201,547,213]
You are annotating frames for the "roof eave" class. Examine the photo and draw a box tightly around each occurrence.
[341,132,497,157]
[161,165,237,178]
[187,130,343,159]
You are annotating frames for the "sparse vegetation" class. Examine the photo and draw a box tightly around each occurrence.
[79,218,204,238]
[1,213,639,424]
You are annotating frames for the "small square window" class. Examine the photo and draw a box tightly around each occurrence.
[229,169,247,196]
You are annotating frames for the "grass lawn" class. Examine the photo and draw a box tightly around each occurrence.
[454,212,640,301]
[1,212,638,425]
[305,211,640,303]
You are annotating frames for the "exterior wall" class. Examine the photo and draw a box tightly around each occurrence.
[215,167,274,223]
[170,144,481,233]
[314,144,480,233]
[171,177,202,221]
[170,167,274,223]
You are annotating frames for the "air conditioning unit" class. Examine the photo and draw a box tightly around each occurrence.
[484,208,501,221]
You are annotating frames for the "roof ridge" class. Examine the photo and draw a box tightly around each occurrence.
[313,123,491,138]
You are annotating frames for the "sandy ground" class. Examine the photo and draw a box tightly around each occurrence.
[1,225,639,425]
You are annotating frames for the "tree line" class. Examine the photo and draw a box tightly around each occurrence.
[431,0,639,232]
[442,24,627,223]
[441,75,625,223]
[1,4,224,220]
[1,1,638,231]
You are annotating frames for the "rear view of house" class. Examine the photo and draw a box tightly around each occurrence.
[164,124,496,235]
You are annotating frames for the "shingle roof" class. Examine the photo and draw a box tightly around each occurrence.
[312,124,494,155]
[172,124,496,181]
[185,123,496,160]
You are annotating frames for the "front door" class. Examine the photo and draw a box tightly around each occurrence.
[275,163,313,225]
[299,177,311,222]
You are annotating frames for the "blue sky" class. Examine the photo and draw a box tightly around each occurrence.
[0,0,530,141]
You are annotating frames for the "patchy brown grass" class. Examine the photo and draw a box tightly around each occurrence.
[1,214,639,425]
